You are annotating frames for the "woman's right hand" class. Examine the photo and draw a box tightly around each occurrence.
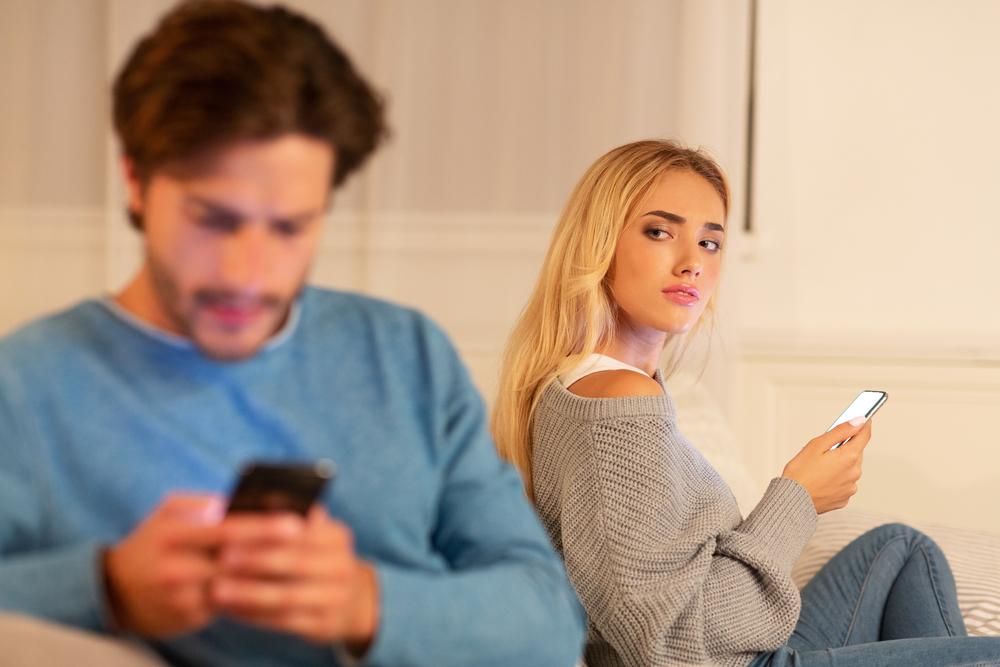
[781,418,872,514]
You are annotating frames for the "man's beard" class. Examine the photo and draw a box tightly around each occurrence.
[145,250,303,360]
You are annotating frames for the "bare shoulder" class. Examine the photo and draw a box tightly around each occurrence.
[566,370,663,398]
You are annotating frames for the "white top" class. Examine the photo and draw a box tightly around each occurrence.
[558,353,652,388]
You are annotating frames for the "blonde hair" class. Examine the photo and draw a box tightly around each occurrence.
[491,139,730,499]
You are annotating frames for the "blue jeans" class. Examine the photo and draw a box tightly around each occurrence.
[750,523,1000,667]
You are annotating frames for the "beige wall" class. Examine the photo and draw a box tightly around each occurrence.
[1,0,997,528]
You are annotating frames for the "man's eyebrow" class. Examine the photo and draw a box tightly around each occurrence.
[188,195,241,218]
[645,210,725,232]
[187,195,321,223]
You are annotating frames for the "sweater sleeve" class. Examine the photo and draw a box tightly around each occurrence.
[361,326,586,667]
[0,372,112,631]
[555,415,815,666]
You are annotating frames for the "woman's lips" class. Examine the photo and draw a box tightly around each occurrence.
[662,284,700,306]
[662,292,698,306]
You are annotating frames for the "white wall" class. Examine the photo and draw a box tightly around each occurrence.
[735,0,1000,530]
[0,1,108,326]
[742,0,1000,341]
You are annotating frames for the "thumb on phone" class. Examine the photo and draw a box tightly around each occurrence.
[824,416,869,451]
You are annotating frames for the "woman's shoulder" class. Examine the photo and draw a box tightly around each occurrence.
[566,369,663,399]
[534,373,675,429]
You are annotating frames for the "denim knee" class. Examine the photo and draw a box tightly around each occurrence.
[863,523,950,565]
[865,522,925,546]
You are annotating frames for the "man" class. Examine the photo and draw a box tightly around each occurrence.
[0,2,585,665]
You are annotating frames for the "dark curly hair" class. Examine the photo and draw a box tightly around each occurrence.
[113,0,388,227]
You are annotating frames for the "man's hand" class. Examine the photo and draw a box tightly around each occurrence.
[211,506,379,651]
[104,494,224,637]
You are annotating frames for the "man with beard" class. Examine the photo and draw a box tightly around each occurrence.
[0,2,584,666]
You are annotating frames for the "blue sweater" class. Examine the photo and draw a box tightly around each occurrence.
[0,287,584,666]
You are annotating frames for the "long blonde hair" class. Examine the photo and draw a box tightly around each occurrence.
[491,140,730,498]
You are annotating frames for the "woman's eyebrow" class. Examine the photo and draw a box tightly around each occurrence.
[645,210,725,232]
[645,210,686,223]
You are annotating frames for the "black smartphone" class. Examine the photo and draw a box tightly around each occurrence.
[226,460,336,516]
[827,390,888,450]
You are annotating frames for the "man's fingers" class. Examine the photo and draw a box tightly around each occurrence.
[159,520,225,550]
[220,512,305,546]
[221,544,312,579]
[211,577,347,613]
[153,551,219,586]
[156,494,226,523]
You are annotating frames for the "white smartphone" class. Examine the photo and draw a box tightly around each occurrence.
[827,390,888,449]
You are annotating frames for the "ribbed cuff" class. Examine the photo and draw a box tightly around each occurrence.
[355,563,423,666]
[739,477,817,572]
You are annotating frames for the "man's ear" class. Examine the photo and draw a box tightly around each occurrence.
[121,157,147,231]
[122,157,144,213]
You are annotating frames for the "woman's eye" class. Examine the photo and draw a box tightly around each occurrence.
[645,228,671,240]
[701,239,723,252]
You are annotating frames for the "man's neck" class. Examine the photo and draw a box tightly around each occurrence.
[114,264,186,337]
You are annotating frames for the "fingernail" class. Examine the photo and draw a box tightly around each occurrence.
[849,416,867,427]
[278,516,303,536]
[200,499,225,524]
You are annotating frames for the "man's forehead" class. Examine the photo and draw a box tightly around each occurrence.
[155,134,335,217]
[166,134,336,183]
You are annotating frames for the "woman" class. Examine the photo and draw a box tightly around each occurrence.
[492,140,1000,667]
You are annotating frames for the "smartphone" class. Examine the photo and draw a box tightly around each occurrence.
[226,460,336,515]
[827,390,888,450]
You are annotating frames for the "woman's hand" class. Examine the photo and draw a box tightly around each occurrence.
[781,418,872,514]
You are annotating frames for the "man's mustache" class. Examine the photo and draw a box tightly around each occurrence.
[194,291,284,310]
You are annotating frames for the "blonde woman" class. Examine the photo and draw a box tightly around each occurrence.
[493,140,1000,667]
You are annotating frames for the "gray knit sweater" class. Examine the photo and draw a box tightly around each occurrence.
[531,374,817,667]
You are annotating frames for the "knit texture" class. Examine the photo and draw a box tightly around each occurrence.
[532,374,817,667]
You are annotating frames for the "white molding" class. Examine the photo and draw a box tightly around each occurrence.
[738,331,1000,366]
[734,343,1000,529]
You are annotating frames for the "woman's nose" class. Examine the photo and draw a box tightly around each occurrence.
[676,254,702,279]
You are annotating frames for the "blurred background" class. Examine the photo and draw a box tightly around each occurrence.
[1,0,998,529]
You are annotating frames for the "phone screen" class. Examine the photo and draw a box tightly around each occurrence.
[227,460,336,516]
[827,390,887,449]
